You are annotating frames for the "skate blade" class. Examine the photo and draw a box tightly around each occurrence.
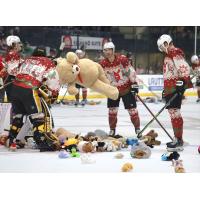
[167,147,184,152]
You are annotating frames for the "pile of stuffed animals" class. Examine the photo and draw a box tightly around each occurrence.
[54,128,161,155]
[0,127,190,173]
[0,128,161,155]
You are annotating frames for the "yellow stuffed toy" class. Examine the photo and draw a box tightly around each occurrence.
[56,52,119,100]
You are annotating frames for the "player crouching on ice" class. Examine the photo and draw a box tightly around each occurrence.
[8,46,61,152]
[157,34,193,151]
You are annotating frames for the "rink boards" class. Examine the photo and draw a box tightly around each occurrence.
[58,74,198,100]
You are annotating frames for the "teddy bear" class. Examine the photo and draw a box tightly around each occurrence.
[172,159,185,173]
[77,141,98,153]
[141,130,161,148]
[55,128,77,143]
[56,52,119,100]
[0,135,8,146]
[130,141,151,159]
[96,140,120,152]
[121,163,133,172]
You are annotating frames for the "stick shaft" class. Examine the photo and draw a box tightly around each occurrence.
[137,94,173,140]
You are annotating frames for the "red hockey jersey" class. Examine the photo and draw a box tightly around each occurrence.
[4,50,23,76]
[100,55,137,94]
[0,56,6,78]
[14,56,60,96]
[163,48,192,95]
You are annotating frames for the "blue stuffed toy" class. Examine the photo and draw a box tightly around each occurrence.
[126,138,139,146]
[58,150,70,159]
[161,151,180,161]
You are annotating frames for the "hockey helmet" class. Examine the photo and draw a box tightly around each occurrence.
[191,55,199,64]
[157,34,172,52]
[6,35,21,47]
[103,42,115,51]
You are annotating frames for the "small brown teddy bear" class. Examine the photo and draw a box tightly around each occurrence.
[172,159,185,173]
[77,141,97,153]
[142,130,161,148]
[121,163,133,172]
[130,142,151,159]
[55,128,76,139]
[133,150,147,159]
[0,135,8,146]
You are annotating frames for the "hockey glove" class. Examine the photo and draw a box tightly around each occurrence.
[131,83,139,95]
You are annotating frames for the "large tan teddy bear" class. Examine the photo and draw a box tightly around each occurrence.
[56,52,119,100]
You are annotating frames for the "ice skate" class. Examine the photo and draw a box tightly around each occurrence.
[80,99,87,106]
[166,137,184,152]
[109,129,116,137]
[74,100,79,107]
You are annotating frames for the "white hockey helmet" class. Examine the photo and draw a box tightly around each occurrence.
[6,35,21,47]
[157,34,172,52]
[75,49,85,58]
[75,49,83,54]
[103,42,115,51]
[191,55,199,64]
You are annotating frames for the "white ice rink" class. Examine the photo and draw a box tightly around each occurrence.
[0,96,199,173]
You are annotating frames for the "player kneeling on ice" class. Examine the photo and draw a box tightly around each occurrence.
[8,46,61,152]
[100,42,141,138]
[157,34,193,152]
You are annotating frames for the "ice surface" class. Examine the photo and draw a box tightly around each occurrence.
[0,97,199,173]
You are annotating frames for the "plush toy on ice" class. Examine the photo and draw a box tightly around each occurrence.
[55,128,77,143]
[121,163,133,172]
[56,52,119,100]
[130,140,151,159]
[141,130,161,148]
[77,141,98,153]
[172,159,185,173]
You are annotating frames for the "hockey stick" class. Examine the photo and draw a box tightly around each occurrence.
[138,92,178,137]
[0,81,13,90]
[136,94,173,140]
[138,72,197,137]
[60,86,68,104]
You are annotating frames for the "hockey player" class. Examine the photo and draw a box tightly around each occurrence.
[74,49,88,106]
[191,55,200,103]
[8,46,60,151]
[100,42,141,138]
[157,34,193,151]
[4,35,23,102]
[0,55,6,102]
